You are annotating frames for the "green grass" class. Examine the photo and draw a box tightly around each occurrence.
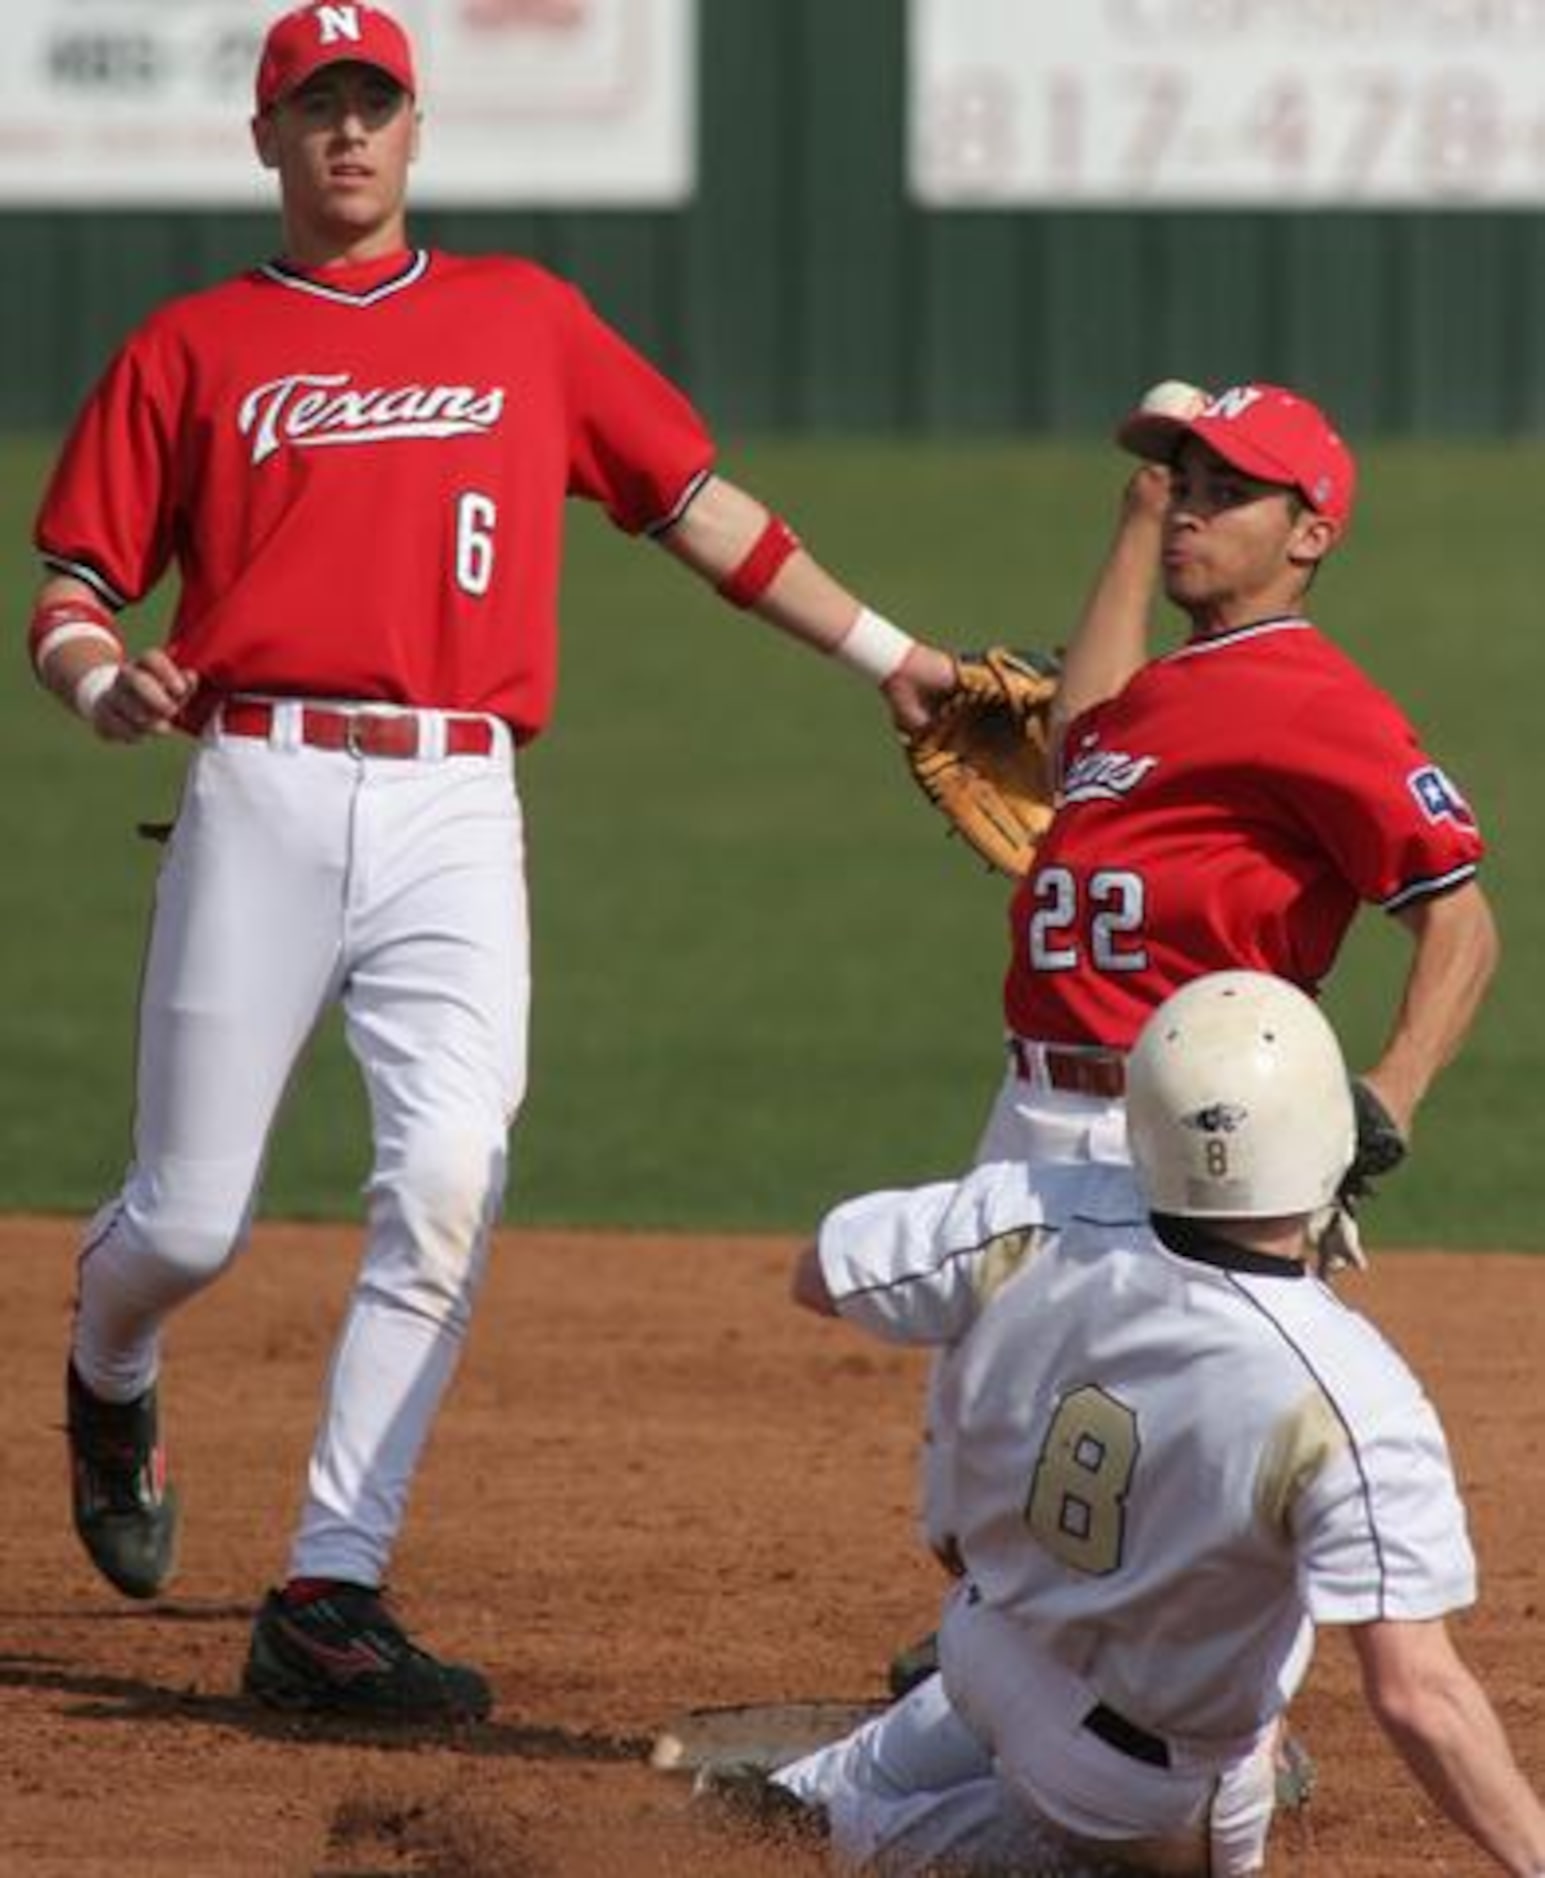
[2,435,1538,1246]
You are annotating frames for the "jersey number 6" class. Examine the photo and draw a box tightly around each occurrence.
[455,491,498,597]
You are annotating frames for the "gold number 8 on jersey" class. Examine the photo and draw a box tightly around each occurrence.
[1024,1384,1139,1576]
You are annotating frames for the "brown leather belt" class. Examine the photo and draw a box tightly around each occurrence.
[1010,1038,1126,1099]
[218,698,496,759]
[1083,1701,1171,1768]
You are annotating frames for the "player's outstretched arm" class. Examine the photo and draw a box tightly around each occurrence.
[1362,879,1500,1140]
[1351,1616,1545,1875]
[656,473,955,732]
[1049,462,1168,764]
[28,574,196,743]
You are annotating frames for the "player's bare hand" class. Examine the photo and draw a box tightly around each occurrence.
[882,643,957,735]
[89,650,198,743]
[1121,462,1172,526]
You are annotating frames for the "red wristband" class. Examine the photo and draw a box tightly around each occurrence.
[29,595,124,672]
[716,514,801,608]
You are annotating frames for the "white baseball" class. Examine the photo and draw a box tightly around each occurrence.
[1137,379,1209,420]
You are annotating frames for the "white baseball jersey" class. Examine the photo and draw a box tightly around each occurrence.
[817,1161,1477,1750]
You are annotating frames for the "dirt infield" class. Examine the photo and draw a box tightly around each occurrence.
[1,1219,1538,1876]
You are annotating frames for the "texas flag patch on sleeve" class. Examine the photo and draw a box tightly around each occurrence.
[1408,764,1476,827]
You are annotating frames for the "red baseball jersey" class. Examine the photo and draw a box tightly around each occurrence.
[34,248,715,737]
[1005,618,1484,1049]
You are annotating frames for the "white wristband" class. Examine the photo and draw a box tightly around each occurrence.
[34,620,123,679]
[833,607,916,685]
[72,662,122,723]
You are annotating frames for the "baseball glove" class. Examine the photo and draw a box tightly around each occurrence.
[903,649,1060,878]
[1316,1081,1409,1278]
[1344,1078,1409,1197]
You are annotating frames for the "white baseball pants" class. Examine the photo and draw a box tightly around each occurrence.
[941,1592,1277,1875]
[71,708,528,1586]
[972,1052,1129,1168]
[775,1595,1275,1876]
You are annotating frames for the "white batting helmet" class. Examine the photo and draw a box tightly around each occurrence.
[1126,971,1355,1218]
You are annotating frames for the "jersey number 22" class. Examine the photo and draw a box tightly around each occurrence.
[1029,867,1147,974]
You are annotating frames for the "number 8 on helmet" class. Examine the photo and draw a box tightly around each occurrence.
[1125,970,1356,1221]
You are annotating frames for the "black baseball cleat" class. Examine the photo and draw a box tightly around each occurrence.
[887,1628,941,1698]
[242,1583,492,1723]
[66,1362,180,1600]
[1275,1730,1318,1811]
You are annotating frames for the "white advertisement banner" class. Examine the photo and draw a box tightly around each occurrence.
[910,0,1545,208]
[0,0,696,205]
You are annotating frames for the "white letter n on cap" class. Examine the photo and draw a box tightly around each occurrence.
[1206,386,1264,422]
[317,5,363,45]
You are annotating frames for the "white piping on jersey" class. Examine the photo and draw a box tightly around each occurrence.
[259,249,430,307]
[645,464,714,539]
[1164,616,1311,664]
[1382,861,1479,914]
[41,553,128,611]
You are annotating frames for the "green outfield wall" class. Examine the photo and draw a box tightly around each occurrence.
[4,0,1543,436]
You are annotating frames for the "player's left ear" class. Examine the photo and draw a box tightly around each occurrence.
[409,108,423,165]
[1287,509,1339,569]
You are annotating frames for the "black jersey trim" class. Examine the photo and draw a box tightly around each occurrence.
[1222,1276,1392,1615]
[260,249,430,307]
[832,1203,1147,1305]
[40,553,127,611]
[645,464,715,539]
[1382,864,1479,914]
[1152,1214,1307,1279]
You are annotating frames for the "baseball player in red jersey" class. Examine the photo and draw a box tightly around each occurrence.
[978,382,1497,1178]
[745,974,1545,1876]
[29,1,954,1722]
[900,384,1500,1720]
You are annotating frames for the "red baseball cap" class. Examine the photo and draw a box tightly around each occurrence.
[1120,383,1356,526]
[255,3,417,113]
